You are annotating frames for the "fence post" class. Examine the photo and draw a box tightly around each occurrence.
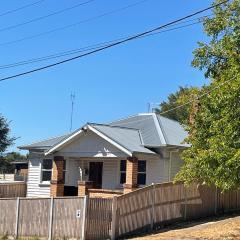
[15,197,20,239]
[48,197,54,240]
[111,196,118,240]
[215,186,218,214]
[184,185,187,220]
[150,183,155,231]
[81,195,88,240]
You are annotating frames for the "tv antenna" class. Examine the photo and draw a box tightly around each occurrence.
[70,92,75,132]
[147,102,161,113]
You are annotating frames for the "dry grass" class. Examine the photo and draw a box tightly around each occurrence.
[132,214,240,240]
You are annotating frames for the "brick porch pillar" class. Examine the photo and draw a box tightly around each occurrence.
[50,156,64,197]
[78,181,93,197]
[124,157,138,194]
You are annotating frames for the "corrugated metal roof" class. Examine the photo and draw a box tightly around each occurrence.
[19,134,70,150]
[19,113,189,151]
[91,124,155,154]
[156,115,189,147]
[110,114,162,146]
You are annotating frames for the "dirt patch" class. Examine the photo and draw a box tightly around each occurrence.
[131,214,240,240]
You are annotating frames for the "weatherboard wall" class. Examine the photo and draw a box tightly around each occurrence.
[27,153,51,197]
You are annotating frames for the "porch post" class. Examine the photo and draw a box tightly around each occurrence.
[50,156,64,197]
[124,157,138,194]
[78,181,93,197]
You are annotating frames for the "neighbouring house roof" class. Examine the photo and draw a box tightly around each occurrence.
[11,159,28,164]
[18,113,189,156]
[18,134,70,150]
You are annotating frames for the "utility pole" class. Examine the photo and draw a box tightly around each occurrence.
[70,92,75,132]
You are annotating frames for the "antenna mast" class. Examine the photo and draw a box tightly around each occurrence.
[70,92,75,132]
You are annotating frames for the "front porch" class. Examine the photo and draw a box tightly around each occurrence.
[50,156,142,198]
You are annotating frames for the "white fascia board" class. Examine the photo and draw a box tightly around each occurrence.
[45,129,83,156]
[88,125,132,157]
[152,113,167,145]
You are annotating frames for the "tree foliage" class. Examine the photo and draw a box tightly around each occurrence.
[0,115,15,153]
[175,0,240,191]
[0,152,27,173]
[0,114,17,173]
[155,86,199,124]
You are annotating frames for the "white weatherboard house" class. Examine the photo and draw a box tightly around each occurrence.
[19,113,189,198]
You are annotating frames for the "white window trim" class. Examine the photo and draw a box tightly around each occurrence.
[40,158,53,185]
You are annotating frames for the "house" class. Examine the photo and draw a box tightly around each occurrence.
[12,159,28,181]
[19,113,189,198]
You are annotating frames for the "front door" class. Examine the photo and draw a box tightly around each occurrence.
[89,162,103,188]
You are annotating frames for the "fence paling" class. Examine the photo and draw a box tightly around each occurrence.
[48,197,54,240]
[15,197,20,238]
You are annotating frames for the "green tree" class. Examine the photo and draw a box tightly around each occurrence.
[0,152,27,173]
[155,86,199,124]
[0,115,15,153]
[0,114,16,173]
[175,0,240,191]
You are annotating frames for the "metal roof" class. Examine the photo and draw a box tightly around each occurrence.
[19,113,189,152]
[19,134,70,150]
[110,114,162,146]
[90,124,155,155]
[156,115,189,147]
[110,113,188,147]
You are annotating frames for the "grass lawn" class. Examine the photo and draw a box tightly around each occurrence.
[131,213,240,240]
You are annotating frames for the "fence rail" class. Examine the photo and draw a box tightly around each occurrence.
[0,182,240,240]
[0,182,26,198]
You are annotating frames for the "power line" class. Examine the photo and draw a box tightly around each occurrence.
[0,0,45,18]
[0,0,151,47]
[0,0,95,33]
[0,19,204,70]
[0,0,229,82]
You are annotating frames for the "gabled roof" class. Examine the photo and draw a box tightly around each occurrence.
[19,113,189,154]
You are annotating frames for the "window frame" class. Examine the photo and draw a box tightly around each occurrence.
[40,159,53,184]
[119,160,126,185]
[137,160,146,186]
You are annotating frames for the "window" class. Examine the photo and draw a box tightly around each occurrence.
[119,160,146,185]
[137,160,146,185]
[41,159,52,183]
[120,160,126,184]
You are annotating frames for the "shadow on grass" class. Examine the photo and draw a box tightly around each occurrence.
[126,211,240,239]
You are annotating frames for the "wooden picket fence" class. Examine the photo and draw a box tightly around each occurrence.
[0,182,240,239]
[0,182,26,198]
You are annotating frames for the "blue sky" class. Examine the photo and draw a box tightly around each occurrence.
[0,0,212,152]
